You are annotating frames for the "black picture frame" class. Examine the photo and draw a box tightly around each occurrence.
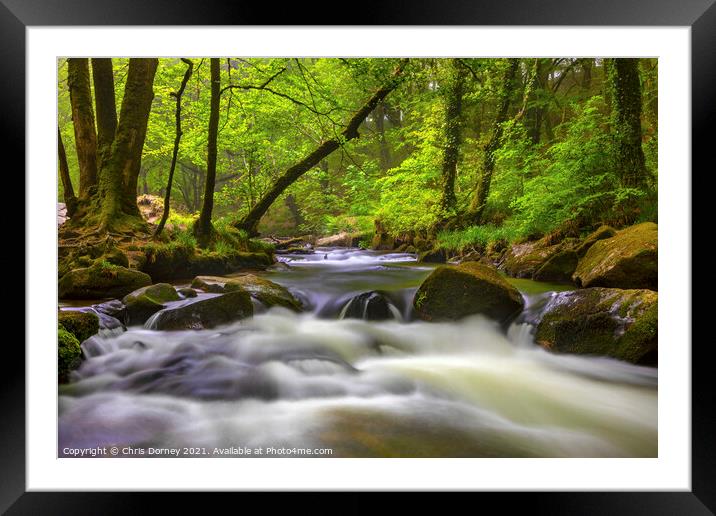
[7,0,712,512]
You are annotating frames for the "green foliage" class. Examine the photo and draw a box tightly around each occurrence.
[437,224,521,252]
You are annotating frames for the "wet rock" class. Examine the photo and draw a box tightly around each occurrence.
[573,222,657,290]
[535,287,657,365]
[191,274,301,311]
[58,310,100,343]
[413,261,524,324]
[341,291,394,321]
[177,287,198,298]
[149,290,254,330]
[574,225,617,258]
[501,240,563,279]
[533,250,579,283]
[418,248,447,264]
[122,283,181,326]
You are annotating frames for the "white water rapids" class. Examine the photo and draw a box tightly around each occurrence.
[59,249,657,457]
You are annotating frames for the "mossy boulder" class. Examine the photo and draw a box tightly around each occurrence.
[59,262,152,299]
[418,248,447,264]
[149,290,254,330]
[533,250,579,283]
[413,261,524,324]
[191,274,301,311]
[58,310,100,342]
[572,222,657,290]
[575,225,617,258]
[501,240,564,279]
[122,283,181,326]
[535,287,657,365]
[58,325,82,383]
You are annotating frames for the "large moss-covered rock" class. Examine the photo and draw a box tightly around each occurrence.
[122,283,181,326]
[535,287,657,365]
[59,262,152,299]
[574,225,617,258]
[191,274,301,311]
[58,310,100,342]
[501,240,564,279]
[149,290,254,330]
[573,222,657,290]
[58,325,82,383]
[533,250,579,283]
[413,261,524,324]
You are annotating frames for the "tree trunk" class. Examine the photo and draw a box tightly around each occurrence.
[195,57,221,241]
[67,58,98,198]
[91,58,118,170]
[284,193,305,229]
[58,128,77,216]
[438,58,466,215]
[468,58,520,224]
[94,58,158,230]
[235,60,406,236]
[607,58,648,188]
[374,100,391,170]
[156,58,193,236]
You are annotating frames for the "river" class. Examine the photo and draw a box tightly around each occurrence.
[58,248,657,457]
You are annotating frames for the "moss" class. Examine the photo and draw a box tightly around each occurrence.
[58,262,152,299]
[418,248,447,264]
[533,250,578,283]
[535,287,657,364]
[573,222,657,290]
[413,261,524,324]
[192,274,301,311]
[150,290,253,330]
[58,310,99,342]
[58,325,82,383]
[122,283,181,325]
[574,225,617,258]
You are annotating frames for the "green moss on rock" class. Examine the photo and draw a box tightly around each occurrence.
[413,261,524,324]
[192,274,301,311]
[58,325,82,383]
[122,283,181,326]
[149,290,254,330]
[59,262,152,299]
[575,225,617,258]
[533,250,578,283]
[572,222,657,290]
[418,248,447,264]
[57,310,100,342]
[535,287,657,365]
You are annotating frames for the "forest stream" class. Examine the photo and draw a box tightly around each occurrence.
[58,248,657,458]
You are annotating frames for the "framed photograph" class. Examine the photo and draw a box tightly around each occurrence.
[9,0,712,512]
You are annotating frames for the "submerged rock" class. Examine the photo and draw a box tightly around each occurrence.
[191,274,301,311]
[59,262,152,299]
[572,222,657,290]
[413,261,524,324]
[535,287,657,365]
[341,291,395,321]
[149,290,254,330]
[122,283,181,326]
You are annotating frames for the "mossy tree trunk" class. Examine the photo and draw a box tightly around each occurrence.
[67,58,98,199]
[90,58,158,232]
[607,58,648,188]
[194,57,221,243]
[468,58,520,225]
[235,60,407,236]
[91,58,118,171]
[156,58,194,236]
[438,58,466,216]
[57,127,77,216]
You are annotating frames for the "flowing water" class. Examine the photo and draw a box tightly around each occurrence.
[59,248,657,458]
